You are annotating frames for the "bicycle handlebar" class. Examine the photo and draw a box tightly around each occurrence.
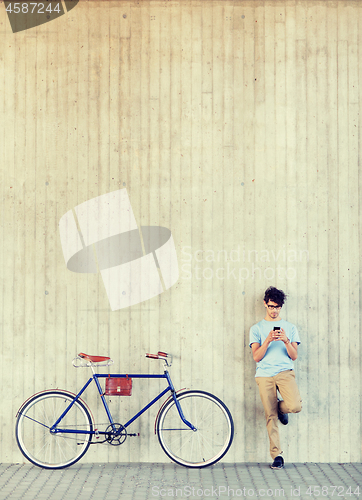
[145,351,168,359]
[145,351,172,367]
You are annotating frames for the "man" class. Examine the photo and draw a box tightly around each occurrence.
[249,286,302,469]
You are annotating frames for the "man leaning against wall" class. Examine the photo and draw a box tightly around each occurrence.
[249,286,302,469]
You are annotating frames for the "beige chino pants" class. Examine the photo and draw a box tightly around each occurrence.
[256,369,302,459]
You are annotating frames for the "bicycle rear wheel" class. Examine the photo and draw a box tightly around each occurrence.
[156,390,234,468]
[15,390,93,469]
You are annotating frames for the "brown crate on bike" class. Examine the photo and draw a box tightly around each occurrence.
[105,376,132,396]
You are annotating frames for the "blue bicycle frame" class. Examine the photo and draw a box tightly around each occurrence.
[50,371,196,436]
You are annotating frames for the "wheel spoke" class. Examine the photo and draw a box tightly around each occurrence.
[21,413,50,430]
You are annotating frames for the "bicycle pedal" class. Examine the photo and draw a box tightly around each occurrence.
[128,433,140,437]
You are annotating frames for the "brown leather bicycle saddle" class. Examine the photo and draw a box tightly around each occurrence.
[78,353,111,363]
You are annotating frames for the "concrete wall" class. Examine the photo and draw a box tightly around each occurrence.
[1,0,361,464]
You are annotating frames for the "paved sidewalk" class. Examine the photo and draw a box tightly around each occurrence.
[0,462,360,500]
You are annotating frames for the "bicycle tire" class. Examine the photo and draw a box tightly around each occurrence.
[156,390,234,468]
[15,390,93,469]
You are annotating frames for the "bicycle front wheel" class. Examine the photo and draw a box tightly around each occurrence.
[15,391,93,469]
[156,390,234,468]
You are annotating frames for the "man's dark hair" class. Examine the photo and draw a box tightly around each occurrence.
[264,286,287,307]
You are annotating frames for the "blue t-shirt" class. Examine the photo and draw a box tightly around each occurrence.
[249,319,301,377]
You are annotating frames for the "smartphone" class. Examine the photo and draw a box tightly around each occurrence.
[273,327,280,331]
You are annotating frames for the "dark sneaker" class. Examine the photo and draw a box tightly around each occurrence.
[278,403,288,425]
[270,455,284,469]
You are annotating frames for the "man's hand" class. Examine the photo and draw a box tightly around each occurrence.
[266,330,276,344]
[272,327,299,360]
[271,328,288,343]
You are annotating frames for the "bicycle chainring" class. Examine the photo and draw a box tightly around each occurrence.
[105,423,127,446]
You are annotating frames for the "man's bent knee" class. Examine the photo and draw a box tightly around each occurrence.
[287,402,302,413]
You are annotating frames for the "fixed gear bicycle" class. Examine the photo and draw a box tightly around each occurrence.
[15,351,234,469]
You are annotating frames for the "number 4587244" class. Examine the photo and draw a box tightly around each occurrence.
[305,486,360,497]
[6,3,61,14]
